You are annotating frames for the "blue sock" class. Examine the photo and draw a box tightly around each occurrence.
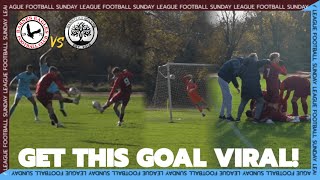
[33,105,38,117]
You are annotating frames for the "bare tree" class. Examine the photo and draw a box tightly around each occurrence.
[218,11,253,60]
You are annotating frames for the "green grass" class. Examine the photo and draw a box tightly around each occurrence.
[144,76,311,169]
[9,95,144,168]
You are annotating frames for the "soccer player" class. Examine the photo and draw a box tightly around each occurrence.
[236,53,271,123]
[9,65,39,121]
[217,57,242,121]
[39,48,67,117]
[280,75,310,122]
[94,67,133,126]
[183,74,210,117]
[36,66,80,128]
[263,52,287,106]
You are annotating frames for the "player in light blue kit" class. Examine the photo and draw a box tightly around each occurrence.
[9,65,39,121]
[39,48,68,116]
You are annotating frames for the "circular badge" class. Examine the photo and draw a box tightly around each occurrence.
[65,16,98,49]
[16,15,50,49]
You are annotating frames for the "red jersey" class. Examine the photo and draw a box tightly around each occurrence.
[36,72,67,95]
[263,62,287,88]
[109,71,133,98]
[186,81,198,93]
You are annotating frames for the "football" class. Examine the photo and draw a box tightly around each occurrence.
[68,87,80,96]
[169,74,175,80]
[92,100,102,110]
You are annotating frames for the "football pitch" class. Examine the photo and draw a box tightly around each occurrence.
[9,76,311,169]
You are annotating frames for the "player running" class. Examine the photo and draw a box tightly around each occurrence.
[280,75,310,122]
[93,67,133,126]
[183,74,210,117]
[263,52,287,106]
[9,65,40,121]
[36,66,80,128]
[39,48,68,117]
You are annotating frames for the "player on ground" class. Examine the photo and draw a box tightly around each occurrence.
[280,75,310,122]
[263,52,287,106]
[247,91,310,123]
[39,48,68,116]
[9,65,40,121]
[36,66,80,128]
[94,67,133,126]
[183,74,210,117]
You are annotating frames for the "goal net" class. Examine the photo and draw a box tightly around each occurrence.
[152,62,218,122]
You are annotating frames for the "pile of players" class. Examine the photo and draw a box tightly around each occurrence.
[217,52,310,123]
[10,48,134,127]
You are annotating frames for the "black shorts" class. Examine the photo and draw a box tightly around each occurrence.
[36,93,54,107]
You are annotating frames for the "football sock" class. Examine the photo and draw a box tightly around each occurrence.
[59,100,64,109]
[302,101,308,115]
[292,101,298,116]
[49,113,59,124]
[114,108,120,117]
[196,105,203,112]
[9,104,17,117]
[33,104,38,117]
[120,113,125,122]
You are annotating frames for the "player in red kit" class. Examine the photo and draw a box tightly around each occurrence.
[280,75,310,122]
[183,74,210,117]
[36,66,80,128]
[263,52,287,106]
[94,67,133,126]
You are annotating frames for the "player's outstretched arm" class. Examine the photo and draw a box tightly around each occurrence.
[9,76,17,87]
[39,48,52,65]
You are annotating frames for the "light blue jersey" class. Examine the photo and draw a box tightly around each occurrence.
[40,63,50,77]
[14,72,38,99]
[40,63,59,93]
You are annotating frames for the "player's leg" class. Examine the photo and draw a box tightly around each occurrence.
[236,97,250,122]
[113,101,121,118]
[291,96,299,116]
[117,94,130,126]
[52,93,77,104]
[301,97,308,116]
[253,97,265,123]
[54,91,67,117]
[27,96,39,121]
[194,104,206,117]
[9,93,21,117]
[101,92,121,113]
[218,77,229,119]
[46,103,63,128]
[118,103,127,126]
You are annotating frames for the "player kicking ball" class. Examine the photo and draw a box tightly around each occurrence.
[183,74,210,117]
[39,48,68,117]
[9,65,40,121]
[93,67,133,126]
[36,66,80,128]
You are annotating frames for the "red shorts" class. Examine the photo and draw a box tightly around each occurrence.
[110,92,131,106]
[188,89,203,104]
[36,93,54,107]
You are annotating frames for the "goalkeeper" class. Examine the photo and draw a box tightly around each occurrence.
[183,74,210,117]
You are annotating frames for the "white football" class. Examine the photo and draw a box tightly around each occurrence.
[92,101,101,109]
[68,87,80,96]
[169,74,175,79]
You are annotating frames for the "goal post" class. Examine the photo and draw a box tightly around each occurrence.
[152,62,218,122]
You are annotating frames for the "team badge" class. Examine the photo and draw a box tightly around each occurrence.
[15,15,50,49]
[65,16,98,49]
